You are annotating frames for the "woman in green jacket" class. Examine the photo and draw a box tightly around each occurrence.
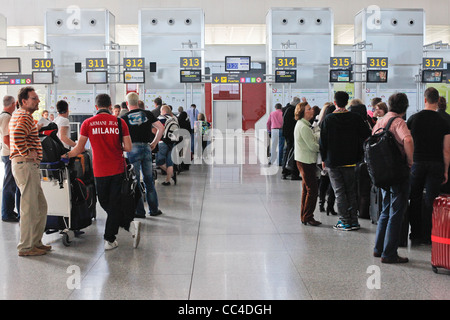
[294,102,321,226]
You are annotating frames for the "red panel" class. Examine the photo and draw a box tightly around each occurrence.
[205,83,212,123]
[212,84,240,100]
[241,83,266,131]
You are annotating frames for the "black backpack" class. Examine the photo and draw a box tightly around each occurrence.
[39,122,69,163]
[363,116,410,190]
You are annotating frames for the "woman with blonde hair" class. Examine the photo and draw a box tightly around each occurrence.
[294,102,321,226]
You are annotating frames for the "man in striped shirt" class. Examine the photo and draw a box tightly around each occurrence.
[10,86,49,256]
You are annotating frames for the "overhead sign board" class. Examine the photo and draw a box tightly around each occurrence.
[423,58,444,69]
[212,73,263,84]
[330,57,351,69]
[180,70,202,83]
[367,57,388,68]
[275,57,297,68]
[86,71,108,84]
[275,70,297,83]
[124,58,145,70]
[366,70,388,83]
[0,74,32,85]
[0,58,21,73]
[225,56,251,72]
[32,58,53,70]
[329,69,352,83]
[32,71,54,84]
[422,70,443,83]
[86,58,107,69]
[180,57,201,69]
[124,70,145,84]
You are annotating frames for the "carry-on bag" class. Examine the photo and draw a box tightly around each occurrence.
[39,123,69,163]
[431,194,450,273]
[369,185,382,224]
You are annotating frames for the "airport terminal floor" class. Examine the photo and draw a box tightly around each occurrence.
[0,142,449,301]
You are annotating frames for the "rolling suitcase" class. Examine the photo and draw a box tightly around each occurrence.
[431,194,450,274]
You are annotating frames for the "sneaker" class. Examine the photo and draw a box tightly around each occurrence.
[129,221,141,248]
[18,247,46,256]
[104,240,118,250]
[351,223,361,230]
[333,221,353,231]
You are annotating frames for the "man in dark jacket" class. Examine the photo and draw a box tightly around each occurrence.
[407,88,450,244]
[438,96,450,194]
[348,103,373,220]
[281,97,301,180]
[320,91,371,231]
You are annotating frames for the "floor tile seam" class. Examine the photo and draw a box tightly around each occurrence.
[187,170,208,300]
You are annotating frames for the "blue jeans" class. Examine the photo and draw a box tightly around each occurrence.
[327,166,358,225]
[270,129,285,165]
[95,173,123,242]
[127,143,159,215]
[409,161,445,242]
[2,155,20,220]
[374,178,410,259]
[156,142,173,167]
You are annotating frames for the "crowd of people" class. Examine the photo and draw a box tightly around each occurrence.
[268,88,450,264]
[0,87,210,255]
[2,85,449,264]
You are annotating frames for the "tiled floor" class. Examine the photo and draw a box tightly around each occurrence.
[0,142,449,300]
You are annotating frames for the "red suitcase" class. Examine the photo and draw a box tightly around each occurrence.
[431,194,450,274]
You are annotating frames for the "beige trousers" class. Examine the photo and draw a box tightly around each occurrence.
[12,160,48,253]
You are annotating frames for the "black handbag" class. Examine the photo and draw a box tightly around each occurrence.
[284,147,296,171]
[117,119,142,230]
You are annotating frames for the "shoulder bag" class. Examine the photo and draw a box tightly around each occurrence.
[117,118,142,230]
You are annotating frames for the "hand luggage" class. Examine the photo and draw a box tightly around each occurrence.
[369,185,382,224]
[431,194,450,273]
[364,116,410,190]
[39,123,69,163]
[68,150,96,220]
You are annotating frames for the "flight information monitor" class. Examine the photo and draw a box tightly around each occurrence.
[275,70,296,83]
[422,70,443,83]
[366,70,388,83]
[329,69,352,82]
[124,71,145,84]
[86,71,108,84]
[0,58,21,73]
[180,70,202,83]
[32,71,54,84]
[225,56,251,72]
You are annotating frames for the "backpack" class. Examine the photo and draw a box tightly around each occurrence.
[162,115,180,145]
[363,116,410,190]
[39,122,69,163]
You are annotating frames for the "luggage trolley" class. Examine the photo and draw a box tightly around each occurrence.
[40,159,76,246]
